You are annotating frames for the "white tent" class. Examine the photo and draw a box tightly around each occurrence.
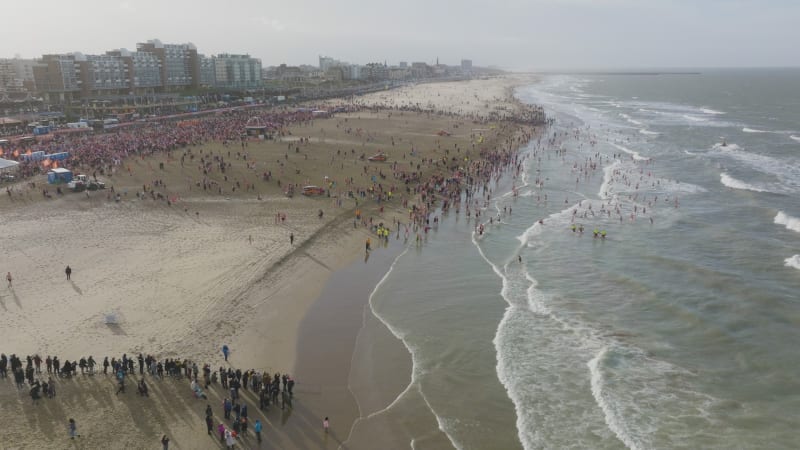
[0,158,19,172]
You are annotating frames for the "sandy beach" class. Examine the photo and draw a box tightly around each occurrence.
[0,75,537,449]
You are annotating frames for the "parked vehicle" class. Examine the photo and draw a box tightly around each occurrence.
[67,174,105,192]
[301,185,325,196]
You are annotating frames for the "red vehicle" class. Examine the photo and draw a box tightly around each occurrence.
[368,152,387,162]
[302,185,325,196]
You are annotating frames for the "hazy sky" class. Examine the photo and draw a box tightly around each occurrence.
[2,0,798,70]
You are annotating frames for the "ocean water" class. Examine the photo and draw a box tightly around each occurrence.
[361,69,800,449]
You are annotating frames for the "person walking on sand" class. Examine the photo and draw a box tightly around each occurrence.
[6,272,11,288]
[68,418,79,439]
[218,423,226,443]
[254,419,263,443]
[290,232,294,245]
[206,414,214,435]
[225,429,235,449]
[161,434,169,450]
[65,266,72,281]
[222,345,229,362]
[324,416,330,433]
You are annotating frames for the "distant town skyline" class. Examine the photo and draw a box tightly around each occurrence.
[2,0,800,70]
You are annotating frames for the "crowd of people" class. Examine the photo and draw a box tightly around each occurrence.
[2,106,344,179]
[0,350,294,446]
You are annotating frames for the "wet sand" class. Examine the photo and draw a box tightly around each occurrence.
[291,237,408,449]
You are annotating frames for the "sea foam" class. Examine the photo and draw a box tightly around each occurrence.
[589,347,643,450]
[712,142,741,151]
[720,173,768,192]
[714,144,800,190]
[785,255,800,270]
[742,127,768,133]
[775,211,800,233]
[619,113,643,126]
[611,143,649,161]
[683,115,708,123]
[349,245,465,450]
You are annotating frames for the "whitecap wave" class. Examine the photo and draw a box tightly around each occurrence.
[786,255,800,270]
[611,142,649,161]
[587,346,641,449]
[589,347,642,450]
[683,115,708,123]
[712,142,741,151]
[619,113,643,126]
[790,135,800,143]
[600,160,621,200]
[742,127,768,133]
[701,108,726,115]
[713,144,800,190]
[516,205,577,244]
[639,129,659,136]
[775,211,800,233]
[719,173,769,193]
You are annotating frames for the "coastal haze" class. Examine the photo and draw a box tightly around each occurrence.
[2,0,799,69]
[2,1,799,450]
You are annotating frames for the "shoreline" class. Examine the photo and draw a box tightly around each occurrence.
[299,76,540,448]
[290,239,407,449]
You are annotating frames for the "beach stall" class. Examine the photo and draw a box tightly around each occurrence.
[0,117,22,132]
[245,116,272,139]
[47,167,73,184]
[0,158,19,180]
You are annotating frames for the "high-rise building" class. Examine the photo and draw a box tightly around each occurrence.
[461,59,473,72]
[213,54,262,89]
[319,55,346,72]
[0,59,22,93]
[107,49,162,90]
[0,58,37,93]
[74,53,129,96]
[136,39,198,89]
[319,56,334,71]
[198,55,216,88]
[33,54,82,102]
